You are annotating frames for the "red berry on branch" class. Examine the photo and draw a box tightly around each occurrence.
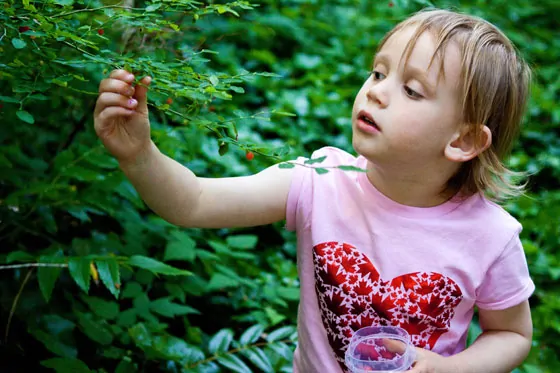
[97,29,105,35]
[388,2,394,7]
[209,106,216,112]
[166,98,173,105]
[19,26,30,33]
[245,151,254,161]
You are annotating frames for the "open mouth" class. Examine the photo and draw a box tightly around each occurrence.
[358,111,381,131]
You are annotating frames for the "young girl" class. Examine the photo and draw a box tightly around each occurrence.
[94,9,534,373]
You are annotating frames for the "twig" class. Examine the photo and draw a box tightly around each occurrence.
[4,269,34,343]
[51,5,143,18]
[0,263,68,270]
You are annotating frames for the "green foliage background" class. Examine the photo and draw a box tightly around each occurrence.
[1,0,558,372]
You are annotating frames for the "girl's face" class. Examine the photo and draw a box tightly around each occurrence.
[352,26,464,173]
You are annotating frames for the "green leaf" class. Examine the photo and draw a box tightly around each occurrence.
[218,142,229,156]
[242,347,273,372]
[116,309,136,327]
[165,283,186,302]
[269,342,293,361]
[314,167,329,175]
[266,326,296,342]
[54,0,74,5]
[265,306,286,325]
[239,324,264,345]
[0,95,20,103]
[84,296,119,319]
[277,286,300,301]
[12,38,27,49]
[145,3,161,11]
[6,251,34,263]
[114,359,136,373]
[65,206,91,223]
[226,234,258,250]
[207,273,240,291]
[337,165,368,172]
[41,358,90,373]
[271,110,296,117]
[216,354,251,373]
[209,75,219,86]
[164,231,197,261]
[208,329,234,354]
[37,255,64,303]
[29,329,77,358]
[96,259,120,298]
[278,162,295,169]
[128,255,192,276]
[77,313,113,345]
[68,257,91,293]
[304,156,327,165]
[122,282,143,298]
[229,85,244,93]
[16,110,34,124]
[150,297,200,317]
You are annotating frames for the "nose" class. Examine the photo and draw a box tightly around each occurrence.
[366,79,389,108]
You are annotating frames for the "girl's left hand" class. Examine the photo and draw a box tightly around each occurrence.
[405,347,451,373]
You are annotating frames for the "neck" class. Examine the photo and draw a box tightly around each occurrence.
[365,161,459,207]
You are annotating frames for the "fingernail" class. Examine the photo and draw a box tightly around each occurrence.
[127,74,135,81]
[128,98,137,106]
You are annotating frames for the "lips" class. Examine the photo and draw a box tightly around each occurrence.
[357,110,381,132]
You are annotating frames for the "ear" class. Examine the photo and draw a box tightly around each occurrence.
[444,125,492,163]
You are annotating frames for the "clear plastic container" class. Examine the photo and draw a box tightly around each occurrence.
[344,326,416,372]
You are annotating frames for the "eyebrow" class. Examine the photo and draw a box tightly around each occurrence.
[372,53,437,97]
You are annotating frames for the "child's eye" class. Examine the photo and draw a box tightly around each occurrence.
[404,85,423,99]
[372,71,386,81]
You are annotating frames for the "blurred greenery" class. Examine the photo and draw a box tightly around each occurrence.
[0,0,558,372]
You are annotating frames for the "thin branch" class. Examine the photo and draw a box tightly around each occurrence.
[0,263,68,270]
[51,5,143,18]
[4,269,34,343]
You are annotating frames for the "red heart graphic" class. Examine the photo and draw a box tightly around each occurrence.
[313,242,463,371]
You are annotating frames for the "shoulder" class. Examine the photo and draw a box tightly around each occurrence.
[458,194,522,241]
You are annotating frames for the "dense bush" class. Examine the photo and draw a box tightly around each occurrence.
[1,0,558,372]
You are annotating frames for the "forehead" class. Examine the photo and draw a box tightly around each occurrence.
[377,26,462,90]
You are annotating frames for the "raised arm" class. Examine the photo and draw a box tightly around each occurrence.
[120,144,294,228]
[94,69,294,229]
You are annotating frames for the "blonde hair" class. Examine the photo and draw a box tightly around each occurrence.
[377,9,531,201]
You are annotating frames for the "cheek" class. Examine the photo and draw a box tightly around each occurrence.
[390,109,450,150]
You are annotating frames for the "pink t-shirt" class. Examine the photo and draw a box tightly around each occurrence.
[285,147,535,373]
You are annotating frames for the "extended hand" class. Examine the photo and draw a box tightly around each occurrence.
[94,69,153,165]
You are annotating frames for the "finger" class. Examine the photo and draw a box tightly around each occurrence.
[95,92,138,116]
[382,338,407,354]
[133,76,152,114]
[109,69,136,83]
[95,106,136,129]
[99,78,136,96]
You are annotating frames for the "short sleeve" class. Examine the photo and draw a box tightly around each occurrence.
[475,234,535,310]
[285,156,311,231]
